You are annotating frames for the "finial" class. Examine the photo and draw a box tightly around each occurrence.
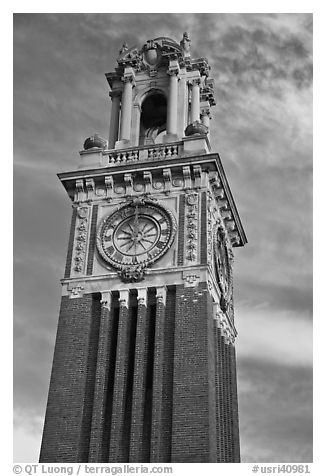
[119,42,128,55]
[180,32,191,56]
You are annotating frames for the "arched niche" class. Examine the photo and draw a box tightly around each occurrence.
[139,90,167,145]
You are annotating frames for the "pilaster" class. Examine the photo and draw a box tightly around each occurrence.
[89,292,112,462]
[151,286,167,462]
[109,290,131,462]
[129,288,149,462]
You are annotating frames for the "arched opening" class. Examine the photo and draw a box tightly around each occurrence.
[139,91,167,145]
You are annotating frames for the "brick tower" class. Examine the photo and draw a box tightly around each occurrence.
[40,33,247,463]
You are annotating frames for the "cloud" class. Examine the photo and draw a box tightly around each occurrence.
[13,13,312,463]
[14,409,43,462]
[238,360,312,462]
[236,306,312,368]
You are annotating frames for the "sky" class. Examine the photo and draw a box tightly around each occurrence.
[13,13,313,463]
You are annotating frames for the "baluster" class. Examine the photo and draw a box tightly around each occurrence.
[166,146,171,157]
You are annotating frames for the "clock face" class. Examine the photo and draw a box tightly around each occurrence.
[97,200,176,269]
[213,227,232,311]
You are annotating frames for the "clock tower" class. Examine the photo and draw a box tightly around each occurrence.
[40,33,247,463]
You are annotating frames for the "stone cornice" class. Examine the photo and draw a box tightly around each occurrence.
[58,151,247,247]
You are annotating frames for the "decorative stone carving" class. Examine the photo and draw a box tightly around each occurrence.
[162,168,172,193]
[124,173,133,195]
[105,175,114,200]
[214,308,236,346]
[143,171,152,194]
[206,198,214,266]
[182,271,200,287]
[183,166,192,189]
[193,165,202,189]
[137,288,148,307]
[133,182,145,192]
[85,178,95,201]
[185,192,199,262]
[97,197,177,283]
[167,59,180,77]
[118,290,130,308]
[153,180,163,190]
[68,284,84,299]
[75,179,84,202]
[119,42,129,55]
[172,178,183,188]
[142,40,161,75]
[118,264,146,283]
[213,226,233,312]
[73,206,90,274]
[180,32,191,56]
[100,291,112,310]
[156,286,167,306]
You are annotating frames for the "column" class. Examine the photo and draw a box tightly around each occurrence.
[190,78,201,123]
[109,290,130,462]
[129,288,149,462]
[108,91,121,148]
[88,292,112,462]
[150,286,167,462]
[119,69,135,144]
[164,60,179,142]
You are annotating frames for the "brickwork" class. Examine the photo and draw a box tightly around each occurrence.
[223,338,232,462]
[40,293,101,462]
[171,283,217,462]
[86,204,98,275]
[150,295,166,462]
[129,302,150,462]
[214,322,226,462]
[160,287,175,462]
[109,300,137,462]
[213,324,241,462]
[64,207,77,278]
[89,300,115,462]
[102,302,120,462]
[40,285,241,464]
[230,344,241,462]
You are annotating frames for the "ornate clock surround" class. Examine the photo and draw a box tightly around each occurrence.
[213,226,233,312]
[96,197,177,282]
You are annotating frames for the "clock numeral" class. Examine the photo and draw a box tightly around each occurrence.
[104,234,112,242]
[161,229,169,236]
[113,251,123,262]
[132,256,138,264]
[158,217,165,224]
[156,241,165,249]
[106,245,115,255]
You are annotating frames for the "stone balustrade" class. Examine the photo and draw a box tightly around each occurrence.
[105,142,181,166]
[147,144,179,159]
[107,149,140,165]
